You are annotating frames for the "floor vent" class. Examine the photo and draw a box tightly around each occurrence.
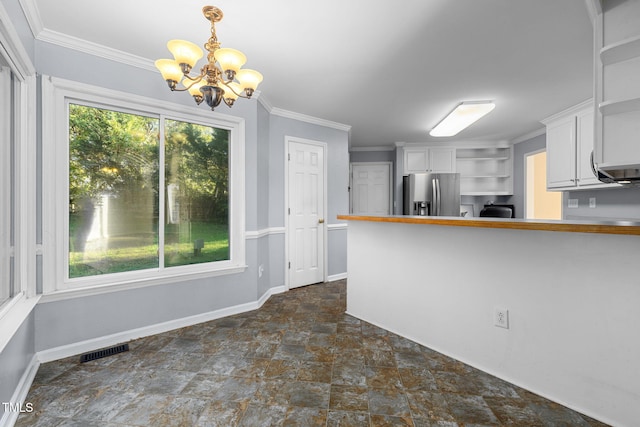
[79,343,129,363]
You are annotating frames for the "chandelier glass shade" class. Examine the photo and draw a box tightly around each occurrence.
[155,6,263,110]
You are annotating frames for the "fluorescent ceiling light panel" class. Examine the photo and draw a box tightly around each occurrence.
[429,101,495,137]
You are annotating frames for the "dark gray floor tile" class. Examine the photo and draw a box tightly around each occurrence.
[282,406,327,426]
[297,361,333,383]
[329,385,369,412]
[110,394,206,427]
[326,410,370,427]
[16,280,610,427]
[444,394,500,425]
[369,387,412,417]
[237,403,287,427]
[370,413,415,426]
[194,400,247,427]
[285,381,331,408]
[210,377,261,402]
[332,362,367,386]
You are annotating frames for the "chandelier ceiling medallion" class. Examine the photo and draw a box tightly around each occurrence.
[155,6,263,111]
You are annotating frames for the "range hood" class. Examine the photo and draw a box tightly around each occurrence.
[596,163,640,185]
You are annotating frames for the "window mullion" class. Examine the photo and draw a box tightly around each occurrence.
[158,115,166,271]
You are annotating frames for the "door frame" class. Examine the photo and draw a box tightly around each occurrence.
[349,162,393,215]
[284,136,328,290]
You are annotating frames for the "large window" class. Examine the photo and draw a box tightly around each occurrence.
[68,105,160,278]
[68,105,231,279]
[164,119,230,267]
[43,78,245,293]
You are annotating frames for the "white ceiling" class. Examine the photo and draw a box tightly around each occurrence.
[27,0,594,148]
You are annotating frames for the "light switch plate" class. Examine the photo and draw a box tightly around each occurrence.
[568,199,579,208]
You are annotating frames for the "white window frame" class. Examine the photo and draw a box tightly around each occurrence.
[41,77,246,298]
[0,0,38,353]
[0,66,11,310]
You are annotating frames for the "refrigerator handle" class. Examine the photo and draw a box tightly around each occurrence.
[436,178,441,216]
[432,178,437,216]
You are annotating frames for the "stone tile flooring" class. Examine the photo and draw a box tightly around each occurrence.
[16,280,609,426]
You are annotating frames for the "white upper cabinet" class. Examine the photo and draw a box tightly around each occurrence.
[576,108,601,186]
[403,147,456,174]
[546,114,577,189]
[543,100,619,191]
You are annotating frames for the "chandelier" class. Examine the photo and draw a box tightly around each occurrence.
[155,6,263,111]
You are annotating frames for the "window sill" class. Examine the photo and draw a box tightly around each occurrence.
[39,264,248,303]
[0,292,41,353]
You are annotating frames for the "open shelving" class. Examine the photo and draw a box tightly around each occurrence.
[455,146,513,196]
[594,0,640,168]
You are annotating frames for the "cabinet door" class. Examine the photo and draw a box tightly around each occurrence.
[404,148,429,174]
[576,108,600,186]
[429,148,456,173]
[546,116,577,189]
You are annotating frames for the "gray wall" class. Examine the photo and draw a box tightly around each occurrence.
[350,150,395,164]
[510,133,546,218]
[564,187,640,221]
[0,313,35,421]
[1,0,35,63]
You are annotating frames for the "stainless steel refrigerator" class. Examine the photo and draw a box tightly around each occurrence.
[403,173,460,216]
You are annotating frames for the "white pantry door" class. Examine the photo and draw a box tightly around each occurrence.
[287,139,326,288]
[351,162,392,215]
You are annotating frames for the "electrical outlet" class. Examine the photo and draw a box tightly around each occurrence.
[568,199,579,208]
[589,197,596,208]
[494,308,509,329]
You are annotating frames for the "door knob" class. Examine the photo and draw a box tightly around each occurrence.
[318,218,325,224]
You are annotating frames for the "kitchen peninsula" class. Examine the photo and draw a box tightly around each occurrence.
[337,214,640,427]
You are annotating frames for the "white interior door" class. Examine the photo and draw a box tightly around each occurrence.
[287,139,326,288]
[351,163,392,215]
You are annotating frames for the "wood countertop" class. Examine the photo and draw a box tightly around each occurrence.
[336,214,640,236]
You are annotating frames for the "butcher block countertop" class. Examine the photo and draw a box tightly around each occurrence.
[336,214,640,236]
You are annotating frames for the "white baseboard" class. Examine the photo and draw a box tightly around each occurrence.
[0,354,39,427]
[327,272,347,282]
[37,285,287,363]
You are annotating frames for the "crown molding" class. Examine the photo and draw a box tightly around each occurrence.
[37,28,156,71]
[19,0,154,71]
[540,98,593,125]
[0,1,35,78]
[510,127,546,145]
[270,107,351,132]
[18,0,43,38]
[350,145,395,152]
[401,140,511,148]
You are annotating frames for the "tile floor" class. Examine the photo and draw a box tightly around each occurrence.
[16,280,609,426]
